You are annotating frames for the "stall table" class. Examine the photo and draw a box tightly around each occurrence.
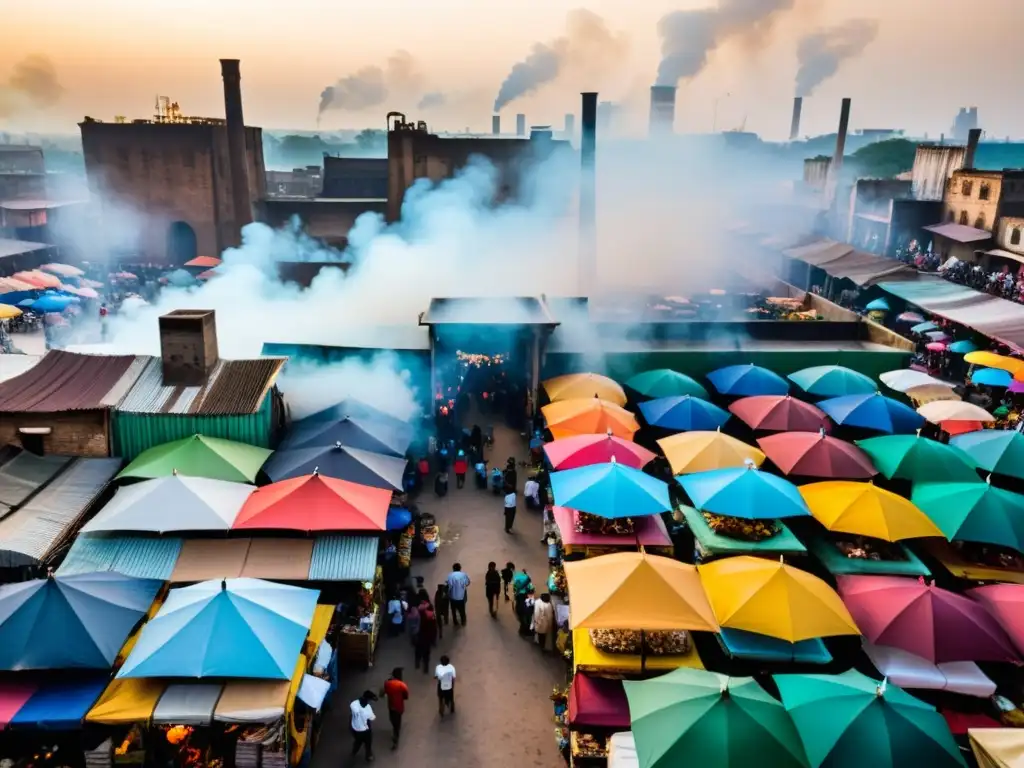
[919,539,1024,585]
[554,507,673,559]
[681,506,805,562]
[716,628,832,665]
[805,532,931,578]
[572,631,703,676]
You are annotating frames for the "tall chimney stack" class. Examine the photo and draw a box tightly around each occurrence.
[564,113,576,141]
[516,114,526,137]
[219,59,253,237]
[648,85,677,137]
[832,98,852,174]
[964,127,982,169]
[492,115,501,135]
[579,92,598,295]
[789,97,803,141]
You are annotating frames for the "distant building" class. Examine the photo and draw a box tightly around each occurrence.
[266,166,322,199]
[0,145,46,201]
[321,157,387,199]
[596,102,619,137]
[951,107,979,142]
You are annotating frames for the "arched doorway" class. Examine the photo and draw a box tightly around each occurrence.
[166,221,198,265]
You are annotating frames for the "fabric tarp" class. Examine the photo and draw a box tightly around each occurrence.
[863,643,996,697]
[782,239,916,286]
[0,681,37,728]
[784,240,853,265]
[214,680,290,723]
[86,679,165,724]
[969,729,1024,768]
[608,732,640,768]
[924,222,992,243]
[984,249,1024,265]
[307,605,334,653]
[152,684,223,725]
[10,678,107,729]
[240,539,313,580]
[171,539,250,581]
[553,506,671,548]
[568,674,629,729]
[296,674,330,711]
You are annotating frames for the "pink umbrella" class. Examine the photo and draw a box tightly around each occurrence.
[969,584,1024,655]
[927,331,952,342]
[756,430,876,479]
[727,395,831,433]
[926,342,947,352]
[0,681,36,727]
[543,432,656,470]
[1009,380,1024,394]
[837,575,1017,663]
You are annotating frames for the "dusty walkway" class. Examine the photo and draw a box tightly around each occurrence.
[311,418,565,768]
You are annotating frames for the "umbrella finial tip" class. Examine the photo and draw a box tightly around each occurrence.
[172,468,178,476]
[221,579,227,591]
[610,455,617,464]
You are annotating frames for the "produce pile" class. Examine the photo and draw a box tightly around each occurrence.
[576,512,634,536]
[953,541,1024,570]
[590,629,691,655]
[703,512,779,542]
[549,563,567,595]
[833,535,908,562]
[572,732,608,758]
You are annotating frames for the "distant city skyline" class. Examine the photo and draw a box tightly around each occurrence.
[3,0,1024,141]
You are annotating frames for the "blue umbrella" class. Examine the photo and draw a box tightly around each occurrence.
[677,464,810,520]
[911,321,939,334]
[818,393,925,434]
[550,461,671,518]
[166,268,196,287]
[280,415,413,456]
[971,367,1012,388]
[263,443,407,489]
[707,364,789,397]
[28,295,78,313]
[386,506,413,530]
[0,573,162,671]
[788,365,877,397]
[865,298,890,311]
[948,340,978,355]
[296,398,412,433]
[118,577,320,680]
[638,396,731,431]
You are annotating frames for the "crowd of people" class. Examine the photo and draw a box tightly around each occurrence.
[895,243,1024,303]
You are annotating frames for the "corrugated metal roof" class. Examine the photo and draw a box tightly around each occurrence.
[57,535,183,579]
[0,351,147,412]
[117,357,285,415]
[308,535,378,581]
[0,457,121,565]
[0,239,51,260]
[0,449,71,513]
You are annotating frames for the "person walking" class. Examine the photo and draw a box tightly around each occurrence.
[503,487,518,533]
[381,668,409,750]
[415,600,438,672]
[350,690,378,762]
[405,600,421,646]
[504,457,518,491]
[435,655,457,717]
[446,563,470,627]
[454,450,468,488]
[533,593,555,651]
[484,562,501,617]
[386,593,407,637]
[500,561,515,602]
[433,583,449,638]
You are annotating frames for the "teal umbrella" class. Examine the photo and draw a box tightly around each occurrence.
[947,340,978,354]
[550,460,671,518]
[912,480,1024,552]
[788,366,877,397]
[865,298,890,311]
[774,670,964,768]
[856,434,979,483]
[625,369,710,400]
[952,430,1024,480]
[910,321,938,334]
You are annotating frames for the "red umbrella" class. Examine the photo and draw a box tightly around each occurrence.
[232,471,391,532]
[756,430,876,479]
[837,575,1017,663]
[942,420,983,436]
[968,584,1024,655]
[728,395,831,433]
[543,432,656,470]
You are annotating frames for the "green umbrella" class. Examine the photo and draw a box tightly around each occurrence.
[912,479,1024,552]
[623,668,808,768]
[625,369,710,400]
[951,430,1024,480]
[117,434,272,483]
[774,670,964,768]
[856,434,979,483]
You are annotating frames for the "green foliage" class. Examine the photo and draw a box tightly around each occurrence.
[848,138,917,179]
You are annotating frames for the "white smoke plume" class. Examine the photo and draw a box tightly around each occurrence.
[319,50,425,115]
[795,19,880,97]
[494,9,628,111]
[656,0,797,86]
[417,92,446,110]
[277,357,422,422]
[0,55,64,119]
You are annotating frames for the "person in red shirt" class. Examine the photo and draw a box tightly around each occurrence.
[415,602,438,672]
[380,667,409,750]
[453,450,468,489]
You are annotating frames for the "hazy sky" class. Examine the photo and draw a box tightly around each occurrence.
[3,0,1024,140]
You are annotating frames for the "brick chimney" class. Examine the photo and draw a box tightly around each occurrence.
[220,59,253,236]
[492,115,500,135]
[516,114,526,137]
[159,310,219,386]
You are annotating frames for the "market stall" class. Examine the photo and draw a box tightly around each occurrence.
[677,505,806,563]
[553,507,673,559]
[565,674,631,766]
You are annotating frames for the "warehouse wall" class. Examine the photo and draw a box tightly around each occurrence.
[0,410,110,458]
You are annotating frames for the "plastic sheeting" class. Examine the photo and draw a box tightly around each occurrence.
[10,678,107,729]
[607,732,639,768]
[783,239,917,286]
[863,643,996,697]
[214,680,289,723]
[152,684,223,725]
[86,679,166,725]
[296,675,329,711]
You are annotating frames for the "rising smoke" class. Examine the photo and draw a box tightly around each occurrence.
[656,0,797,86]
[0,55,63,119]
[795,19,880,97]
[319,50,425,115]
[417,92,446,110]
[493,9,628,112]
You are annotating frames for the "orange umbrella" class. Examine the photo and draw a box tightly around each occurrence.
[543,373,627,406]
[12,270,61,289]
[541,397,640,440]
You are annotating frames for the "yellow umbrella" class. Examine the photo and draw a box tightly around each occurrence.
[698,556,860,642]
[564,551,719,631]
[964,351,1024,375]
[800,481,944,542]
[541,397,640,440]
[917,400,995,424]
[543,373,627,406]
[657,430,766,475]
[0,305,22,320]
[969,728,1024,768]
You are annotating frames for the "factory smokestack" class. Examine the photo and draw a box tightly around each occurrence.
[649,85,676,137]
[492,115,501,135]
[516,113,526,137]
[965,127,982,170]
[579,92,597,295]
[789,97,803,141]
[832,97,851,175]
[219,59,253,236]
[564,113,576,141]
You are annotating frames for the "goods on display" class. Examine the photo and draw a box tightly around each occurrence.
[577,512,635,536]
[832,535,909,562]
[572,731,609,759]
[589,629,692,656]
[702,512,779,542]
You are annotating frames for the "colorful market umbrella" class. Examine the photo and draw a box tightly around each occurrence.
[40,263,85,278]
[964,351,1024,375]
[0,305,22,320]
[969,729,1024,768]
[698,556,859,642]
[117,578,319,680]
[878,370,952,394]
[818,393,925,434]
[544,432,656,470]
[543,373,627,406]
[26,294,78,313]
[280,415,412,457]
[12,270,61,288]
[968,585,1024,656]
[948,340,978,355]
[81,474,255,534]
[296,398,412,432]
[788,366,877,398]
[623,669,809,768]
[865,298,890,311]
[262,442,407,490]
[0,573,162,670]
[232,471,392,531]
[1012,381,1024,394]
[541,397,640,440]
[728,395,830,433]
[563,552,718,631]
[639,396,731,431]
[707,364,789,397]
[774,670,966,768]
[926,331,952,343]
[951,430,1024,480]
[897,312,925,324]
[657,430,765,475]
[917,400,994,424]
[550,460,671,518]
[911,321,939,334]
[925,342,947,352]
[836,575,1017,663]
[912,480,1024,553]
[972,367,1012,387]
[756,431,876,479]
[625,369,710,400]
[856,434,979,483]
[117,434,271,483]
[678,464,811,520]
[799,481,943,542]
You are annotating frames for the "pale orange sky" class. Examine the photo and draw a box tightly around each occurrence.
[3,0,1024,140]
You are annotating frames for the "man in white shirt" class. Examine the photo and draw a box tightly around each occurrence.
[504,489,517,533]
[434,655,457,716]
[350,690,377,761]
[446,563,471,627]
[524,477,541,510]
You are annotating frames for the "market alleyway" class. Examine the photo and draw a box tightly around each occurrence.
[311,417,565,768]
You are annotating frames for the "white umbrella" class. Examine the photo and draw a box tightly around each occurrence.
[879,370,953,393]
[82,474,254,533]
[917,400,995,424]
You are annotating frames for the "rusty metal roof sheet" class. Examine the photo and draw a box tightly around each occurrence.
[0,351,148,412]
